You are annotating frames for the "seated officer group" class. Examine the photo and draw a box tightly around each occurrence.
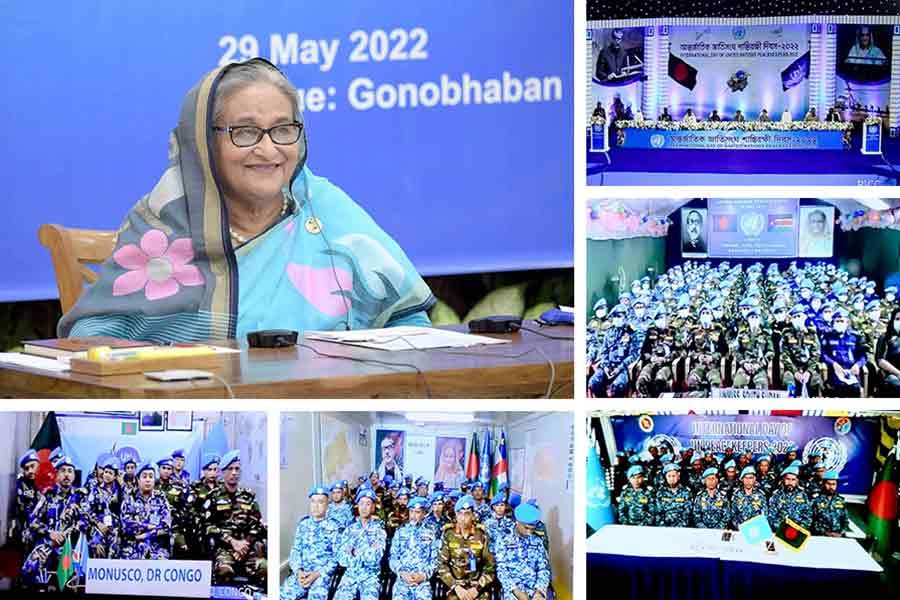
[612,442,848,536]
[282,473,553,600]
[9,447,266,591]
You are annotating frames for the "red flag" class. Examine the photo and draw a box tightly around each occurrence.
[31,412,62,492]
[466,431,479,481]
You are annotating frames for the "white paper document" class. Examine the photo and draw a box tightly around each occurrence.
[304,326,510,351]
[0,352,70,372]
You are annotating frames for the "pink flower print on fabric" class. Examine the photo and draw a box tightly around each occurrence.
[286,264,353,317]
[112,230,205,301]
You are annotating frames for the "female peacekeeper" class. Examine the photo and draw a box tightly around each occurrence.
[59,58,435,343]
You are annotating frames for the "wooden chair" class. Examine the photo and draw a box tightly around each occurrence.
[37,224,117,313]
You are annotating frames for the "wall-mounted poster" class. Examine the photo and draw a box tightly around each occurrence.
[434,436,468,489]
[374,429,405,481]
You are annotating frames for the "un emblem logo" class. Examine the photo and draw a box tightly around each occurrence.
[733,27,747,40]
[646,433,682,455]
[803,437,847,473]
[739,212,765,237]
[650,134,665,148]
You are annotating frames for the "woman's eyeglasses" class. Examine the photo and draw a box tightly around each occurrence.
[212,122,302,147]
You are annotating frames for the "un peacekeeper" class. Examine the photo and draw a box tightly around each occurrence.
[446,490,462,521]
[812,470,849,537]
[483,494,514,552]
[189,453,220,555]
[861,299,886,355]
[85,455,122,558]
[390,496,440,600]
[437,494,495,600]
[120,462,171,559]
[9,449,41,552]
[424,492,451,539]
[522,499,550,555]
[22,455,88,589]
[495,503,550,600]
[415,478,430,498]
[781,305,824,397]
[388,488,411,537]
[653,463,692,527]
[636,307,678,397]
[206,450,267,584]
[731,467,767,529]
[587,298,609,332]
[799,450,822,482]
[617,466,654,526]
[157,455,193,557]
[718,461,739,499]
[770,299,789,337]
[686,456,705,494]
[280,486,340,600]
[335,488,387,600]
[692,468,731,529]
[732,307,774,389]
[883,286,898,319]
[670,293,697,350]
[588,305,637,398]
[804,463,827,497]
[327,481,355,532]
[687,305,726,391]
[754,456,777,498]
[821,309,866,396]
[773,444,799,479]
[121,456,139,498]
[767,465,812,531]
[172,448,191,481]
[651,453,673,489]
[470,482,492,523]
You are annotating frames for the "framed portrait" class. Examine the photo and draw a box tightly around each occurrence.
[138,411,165,431]
[166,411,193,431]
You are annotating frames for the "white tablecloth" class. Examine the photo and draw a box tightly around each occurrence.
[586,525,882,572]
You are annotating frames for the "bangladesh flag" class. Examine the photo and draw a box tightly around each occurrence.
[775,517,810,551]
[56,535,73,590]
[466,432,479,482]
[30,412,62,493]
[866,440,898,562]
[668,53,698,91]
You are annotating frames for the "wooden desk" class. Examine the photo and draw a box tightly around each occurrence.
[0,324,573,398]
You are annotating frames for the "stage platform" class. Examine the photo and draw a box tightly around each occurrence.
[587,131,900,186]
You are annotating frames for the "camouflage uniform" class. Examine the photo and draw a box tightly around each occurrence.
[692,489,731,529]
[190,479,219,554]
[206,486,267,584]
[327,500,355,533]
[616,486,654,526]
[653,485,692,527]
[767,487,812,531]
[22,484,89,586]
[474,501,492,524]
[84,482,122,558]
[495,531,551,600]
[335,517,387,600]
[10,475,41,551]
[389,520,440,600]
[636,326,678,397]
[687,324,725,390]
[159,477,193,556]
[424,513,451,540]
[731,324,773,389]
[280,515,341,600]
[120,489,171,559]
[436,524,496,600]
[730,488,767,528]
[482,514,515,552]
[812,493,849,536]
[780,326,824,396]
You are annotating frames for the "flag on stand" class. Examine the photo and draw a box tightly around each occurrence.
[466,432,480,482]
[586,441,614,533]
[31,412,62,493]
[72,531,88,579]
[866,434,898,562]
[479,429,492,488]
[56,535,73,590]
[775,517,811,552]
[739,514,773,545]
[491,430,508,496]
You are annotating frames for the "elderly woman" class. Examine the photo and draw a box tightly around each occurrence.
[59,58,435,343]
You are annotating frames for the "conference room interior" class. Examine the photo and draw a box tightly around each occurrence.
[279,411,573,600]
[586,1,900,186]
[586,410,900,598]
[586,198,900,398]
[0,411,267,598]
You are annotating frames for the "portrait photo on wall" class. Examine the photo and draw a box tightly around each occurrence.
[375,430,405,482]
[433,436,468,490]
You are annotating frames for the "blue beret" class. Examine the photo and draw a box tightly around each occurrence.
[101,456,120,470]
[355,489,376,504]
[431,492,446,503]
[19,449,39,468]
[660,453,673,463]
[330,481,345,492]
[397,488,411,498]
[417,479,429,487]
[508,493,522,508]
[593,298,607,311]
[628,455,641,465]
[455,494,476,512]
[514,503,541,525]
[308,485,329,498]
[408,496,429,510]
[823,470,840,481]
[490,494,508,506]
[56,455,75,469]
[156,457,174,468]
[786,443,798,452]
[526,498,540,509]
[627,465,643,478]
[866,300,880,311]
[123,456,138,467]
[886,286,897,294]
[404,475,413,483]
[756,455,770,464]
[172,449,186,459]
[724,460,736,470]
[202,454,220,470]
[433,481,444,490]
[808,450,821,458]
[740,467,756,479]
[383,474,393,485]
[221,450,240,470]
[789,460,803,468]
[702,468,718,480]
[49,447,62,462]
[662,463,680,474]
[137,462,155,476]
[782,465,800,477]
[390,481,401,490]
[471,481,485,491]
[448,490,462,500]
[789,305,806,316]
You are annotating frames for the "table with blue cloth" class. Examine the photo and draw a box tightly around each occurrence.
[586,525,883,600]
